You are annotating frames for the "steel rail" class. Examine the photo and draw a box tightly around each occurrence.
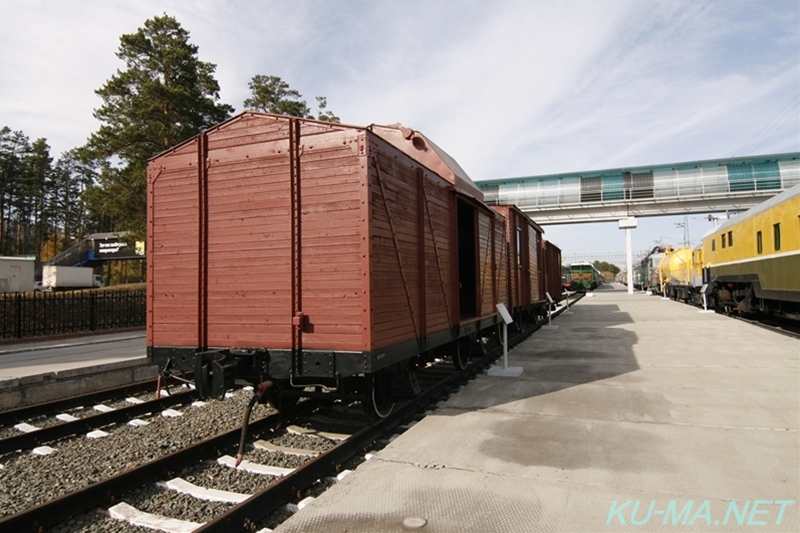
[0,389,196,455]
[195,352,489,532]
[195,302,584,532]
[1,299,580,532]
[0,400,319,533]
[669,296,800,340]
[0,378,168,425]
[727,313,800,340]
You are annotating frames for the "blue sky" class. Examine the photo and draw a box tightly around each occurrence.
[1,1,798,265]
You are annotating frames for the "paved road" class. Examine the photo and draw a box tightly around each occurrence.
[0,331,146,382]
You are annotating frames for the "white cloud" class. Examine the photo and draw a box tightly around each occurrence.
[0,0,797,256]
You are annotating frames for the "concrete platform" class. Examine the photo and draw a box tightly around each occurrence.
[0,331,152,409]
[276,284,799,532]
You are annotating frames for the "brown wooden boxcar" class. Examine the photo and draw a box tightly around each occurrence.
[540,239,564,307]
[490,205,546,325]
[147,112,507,407]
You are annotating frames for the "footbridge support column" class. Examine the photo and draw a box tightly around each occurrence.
[619,217,637,295]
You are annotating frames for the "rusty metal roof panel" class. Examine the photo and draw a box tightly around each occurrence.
[369,123,484,202]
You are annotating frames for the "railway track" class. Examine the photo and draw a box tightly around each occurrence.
[725,313,800,340]
[0,386,195,455]
[662,294,800,340]
[0,378,172,430]
[0,302,576,532]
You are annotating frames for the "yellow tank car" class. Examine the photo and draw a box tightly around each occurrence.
[691,246,705,286]
[702,183,800,319]
[661,247,697,301]
[657,249,672,291]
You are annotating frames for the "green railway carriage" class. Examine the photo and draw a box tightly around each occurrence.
[633,247,666,292]
[703,183,800,319]
[569,261,604,291]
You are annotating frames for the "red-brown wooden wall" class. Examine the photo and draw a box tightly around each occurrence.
[148,112,501,357]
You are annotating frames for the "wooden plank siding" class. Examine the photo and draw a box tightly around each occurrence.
[148,113,369,353]
[476,208,504,318]
[540,239,563,303]
[149,112,492,365]
[148,139,201,348]
[494,212,509,312]
[491,205,518,312]
[294,121,365,351]
[476,211,489,316]
[490,205,544,315]
[529,225,541,303]
[367,136,458,351]
[202,116,293,349]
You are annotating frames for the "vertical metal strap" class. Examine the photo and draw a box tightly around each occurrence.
[521,223,528,306]
[197,133,209,349]
[491,216,497,306]
[146,166,162,347]
[480,213,493,315]
[421,180,453,327]
[451,195,460,320]
[417,168,427,349]
[290,119,303,371]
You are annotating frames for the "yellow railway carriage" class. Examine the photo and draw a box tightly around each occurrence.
[702,183,800,319]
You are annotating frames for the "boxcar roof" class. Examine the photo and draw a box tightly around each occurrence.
[149,112,483,203]
[369,124,484,201]
[150,110,483,202]
[491,204,545,234]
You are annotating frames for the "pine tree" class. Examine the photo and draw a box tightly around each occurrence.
[84,14,233,235]
[243,75,340,122]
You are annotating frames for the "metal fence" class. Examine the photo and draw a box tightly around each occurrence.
[0,288,145,340]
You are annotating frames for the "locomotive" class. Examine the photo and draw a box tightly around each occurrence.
[660,183,800,319]
[147,112,562,416]
[634,246,667,292]
[568,261,604,291]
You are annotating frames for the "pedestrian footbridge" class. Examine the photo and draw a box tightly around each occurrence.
[476,153,800,224]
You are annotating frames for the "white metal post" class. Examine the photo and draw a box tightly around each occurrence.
[562,290,573,315]
[501,321,508,369]
[626,227,633,294]
[542,292,559,330]
[487,303,522,377]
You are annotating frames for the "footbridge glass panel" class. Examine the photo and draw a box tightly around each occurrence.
[601,173,624,201]
[476,152,800,223]
[753,162,781,190]
[779,160,800,188]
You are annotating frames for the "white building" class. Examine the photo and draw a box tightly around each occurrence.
[0,257,35,293]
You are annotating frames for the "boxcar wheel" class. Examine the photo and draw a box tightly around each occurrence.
[454,341,469,370]
[476,324,502,355]
[515,313,528,333]
[367,372,394,418]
